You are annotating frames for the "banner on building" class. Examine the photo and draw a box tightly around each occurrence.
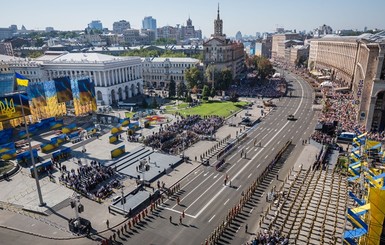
[0,93,31,122]
[54,76,73,103]
[27,81,47,107]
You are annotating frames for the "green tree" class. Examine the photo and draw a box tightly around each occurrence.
[204,64,215,83]
[177,82,187,98]
[142,98,149,108]
[151,97,158,108]
[160,50,187,58]
[185,93,193,103]
[168,79,176,98]
[185,67,202,89]
[218,69,232,91]
[154,38,177,45]
[202,85,210,100]
[191,53,204,61]
[210,85,216,99]
[28,51,44,58]
[34,38,44,47]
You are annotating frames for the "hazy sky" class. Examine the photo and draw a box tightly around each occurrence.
[1,0,384,37]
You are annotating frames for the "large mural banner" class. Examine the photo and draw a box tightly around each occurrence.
[0,93,31,122]
[53,76,73,103]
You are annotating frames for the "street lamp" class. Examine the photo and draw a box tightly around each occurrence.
[6,91,45,206]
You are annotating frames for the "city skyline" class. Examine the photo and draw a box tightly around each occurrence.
[1,0,385,37]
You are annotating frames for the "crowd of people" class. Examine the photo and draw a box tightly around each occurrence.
[58,160,117,199]
[226,78,286,98]
[246,229,289,245]
[143,115,224,155]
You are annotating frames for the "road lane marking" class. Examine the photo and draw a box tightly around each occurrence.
[213,173,219,179]
[261,192,265,197]
[224,198,229,205]
[174,172,215,209]
[163,207,196,218]
[182,169,205,190]
[192,79,306,218]
[185,173,223,212]
[257,163,260,168]
[247,173,252,179]
[249,207,254,214]
[264,155,268,159]
[208,214,216,223]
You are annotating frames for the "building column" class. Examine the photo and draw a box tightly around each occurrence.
[103,71,107,87]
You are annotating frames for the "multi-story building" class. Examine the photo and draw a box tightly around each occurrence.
[123,29,140,46]
[180,17,202,43]
[203,6,245,80]
[313,24,333,37]
[308,32,385,131]
[288,45,309,66]
[271,33,301,60]
[42,53,143,106]
[142,16,157,32]
[88,20,103,31]
[0,27,14,41]
[142,57,200,89]
[113,20,131,34]
[157,26,179,42]
[0,42,14,56]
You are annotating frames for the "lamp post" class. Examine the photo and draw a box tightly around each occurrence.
[7,91,45,206]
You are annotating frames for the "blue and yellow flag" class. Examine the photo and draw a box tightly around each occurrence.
[15,72,29,87]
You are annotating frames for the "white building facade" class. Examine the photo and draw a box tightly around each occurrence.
[142,57,200,89]
[42,53,143,106]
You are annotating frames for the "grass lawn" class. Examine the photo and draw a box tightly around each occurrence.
[124,111,135,118]
[166,100,248,117]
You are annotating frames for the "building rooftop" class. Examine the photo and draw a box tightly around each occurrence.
[47,52,139,63]
[315,32,385,43]
[141,57,200,63]
[0,54,27,63]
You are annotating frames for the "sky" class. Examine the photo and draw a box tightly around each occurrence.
[1,0,385,37]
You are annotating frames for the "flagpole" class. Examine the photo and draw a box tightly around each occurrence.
[17,91,45,207]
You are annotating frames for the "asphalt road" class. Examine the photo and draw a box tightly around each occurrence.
[126,71,319,245]
[0,70,318,245]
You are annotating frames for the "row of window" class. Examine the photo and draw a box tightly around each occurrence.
[144,63,195,68]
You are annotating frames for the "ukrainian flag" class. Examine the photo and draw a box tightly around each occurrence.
[15,72,29,87]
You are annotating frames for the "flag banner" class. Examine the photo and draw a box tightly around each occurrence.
[0,142,15,153]
[15,72,29,87]
[54,76,73,103]
[78,78,93,105]
[111,125,123,134]
[49,120,64,130]
[27,81,47,107]
[109,135,118,144]
[16,148,38,161]
[0,93,31,122]
[77,78,97,111]
[62,123,77,134]
[0,73,15,97]
[120,118,130,127]
[0,148,16,160]
[111,145,125,158]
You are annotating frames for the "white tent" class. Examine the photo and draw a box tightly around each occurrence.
[320,81,333,87]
